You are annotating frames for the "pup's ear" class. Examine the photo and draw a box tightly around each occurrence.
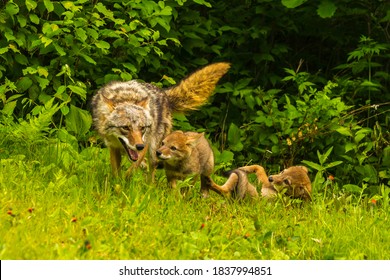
[185,132,203,147]
[300,166,309,173]
[102,94,115,111]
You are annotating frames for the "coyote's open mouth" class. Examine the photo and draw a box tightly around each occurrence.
[118,138,138,161]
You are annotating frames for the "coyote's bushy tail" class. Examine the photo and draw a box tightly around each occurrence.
[166,62,230,112]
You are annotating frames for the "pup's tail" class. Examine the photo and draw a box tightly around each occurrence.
[165,62,230,112]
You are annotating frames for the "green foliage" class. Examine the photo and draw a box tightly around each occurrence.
[0,0,185,122]
[302,147,343,190]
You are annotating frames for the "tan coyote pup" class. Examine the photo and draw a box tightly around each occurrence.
[156,131,214,197]
[209,165,312,200]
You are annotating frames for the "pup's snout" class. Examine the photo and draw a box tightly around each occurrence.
[268,176,273,182]
[136,144,145,151]
[156,150,162,157]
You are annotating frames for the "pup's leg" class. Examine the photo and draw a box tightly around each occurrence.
[168,178,177,189]
[110,147,122,177]
[238,165,270,188]
[200,175,210,198]
[207,173,240,198]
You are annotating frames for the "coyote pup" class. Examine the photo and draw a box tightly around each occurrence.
[91,63,230,180]
[238,165,312,200]
[156,131,214,197]
[209,165,312,201]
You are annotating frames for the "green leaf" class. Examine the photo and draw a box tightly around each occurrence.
[281,0,307,9]
[16,76,33,92]
[317,0,337,18]
[65,105,92,136]
[360,80,382,89]
[119,72,131,81]
[227,123,243,152]
[29,13,40,24]
[41,36,53,47]
[343,184,362,193]
[355,165,378,183]
[35,76,50,89]
[68,85,87,100]
[122,63,137,73]
[154,17,171,32]
[324,161,343,169]
[37,67,49,78]
[2,101,18,116]
[335,126,352,137]
[158,6,172,16]
[218,150,234,163]
[0,47,9,55]
[44,0,54,13]
[80,54,97,65]
[26,0,38,11]
[193,0,212,8]
[345,142,356,153]
[94,2,114,18]
[94,40,110,50]
[15,54,29,65]
[53,43,66,56]
[23,66,37,75]
[17,15,27,27]
[321,146,334,164]
[301,160,323,171]
[6,2,19,16]
[76,28,88,41]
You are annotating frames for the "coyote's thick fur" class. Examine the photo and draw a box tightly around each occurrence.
[156,131,214,197]
[91,63,230,179]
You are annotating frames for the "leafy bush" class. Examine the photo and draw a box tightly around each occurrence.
[1,0,389,197]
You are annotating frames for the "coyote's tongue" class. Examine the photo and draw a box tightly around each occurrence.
[127,148,138,161]
[119,138,138,162]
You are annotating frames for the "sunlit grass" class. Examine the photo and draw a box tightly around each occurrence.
[0,139,389,260]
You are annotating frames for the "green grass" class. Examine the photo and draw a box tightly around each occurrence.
[0,138,389,260]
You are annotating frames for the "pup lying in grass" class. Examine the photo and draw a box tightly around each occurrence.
[243,165,312,200]
[210,165,312,201]
[156,131,214,197]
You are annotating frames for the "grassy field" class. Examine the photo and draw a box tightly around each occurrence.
[1,137,389,260]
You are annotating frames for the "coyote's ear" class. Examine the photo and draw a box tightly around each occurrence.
[185,132,203,147]
[102,94,115,111]
[136,98,149,108]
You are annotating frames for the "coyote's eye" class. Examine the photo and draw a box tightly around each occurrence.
[170,146,177,151]
[120,126,130,132]
[161,141,165,146]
